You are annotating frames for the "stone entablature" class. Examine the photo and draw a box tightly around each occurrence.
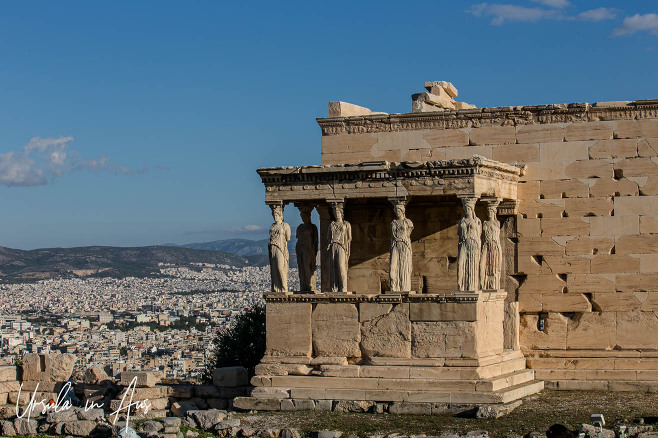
[317,100,658,136]
[258,157,521,204]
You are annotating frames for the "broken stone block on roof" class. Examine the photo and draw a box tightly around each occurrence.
[413,81,475,112]
[328,101,387,118]
[425,80,458,98]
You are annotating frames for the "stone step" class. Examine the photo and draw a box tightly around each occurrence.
[480,369,535,392]
[237,378,544,409]
[545,379,658,391]
[498,380,545,404]
[264,374,535,393]
[253,355,529,383]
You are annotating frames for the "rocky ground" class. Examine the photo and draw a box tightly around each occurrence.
[230,390,658,438]
[0,390,657,437]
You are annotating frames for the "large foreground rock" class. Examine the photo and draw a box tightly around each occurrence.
[188,409,227,430]
[119,371,162,387]
[21,353,76,382]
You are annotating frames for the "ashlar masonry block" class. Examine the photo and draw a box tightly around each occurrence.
[615,119,658,139]
[565,236,614,256]
[589,178,638,197]
[493,144,539,163]
[516,123,565,143]
[588,139,638,159]
[312,303,361,357]
[469,126,516,145]
[638,138,658,157]
[520,313,568,350]
[565,160,613,178]
[565,122,613,141]
[564,198,613,217]
[360,303,411,358]
[566,312,617,350]
[614,158,658,177]
[266,303,312,357]
[540,141,589,162]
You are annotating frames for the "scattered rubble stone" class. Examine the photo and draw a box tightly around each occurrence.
[579,424,615,438]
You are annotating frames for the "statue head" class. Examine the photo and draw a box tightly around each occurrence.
[461,198,477,219]
[299,206,313,224]
[331,203,344,223]
[393,202,406,220]
[487,205,498,220]
[270,204,283,224]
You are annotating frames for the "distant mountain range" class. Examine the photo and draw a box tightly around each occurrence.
[166,238,297,267]
[0,245,255,282]
[0,238,303,282]
[167,238,269,257]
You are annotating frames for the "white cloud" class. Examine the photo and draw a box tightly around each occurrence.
[469,3,619,25]
[613,13,658,36]
[0,136,139,187]
[575,8,618,22]
[531,0,570,9]
[468,3,561,25]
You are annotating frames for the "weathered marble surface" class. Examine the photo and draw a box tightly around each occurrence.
[268,204,290,293]
[389,200,414,292]
[480,199,502,290]
[328,203,351,293]
[457,197,481,292]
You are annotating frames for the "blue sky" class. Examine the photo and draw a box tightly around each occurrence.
[1,1,657,249]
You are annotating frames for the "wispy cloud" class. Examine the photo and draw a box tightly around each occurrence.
[468,3,618,26]
[531,0,569,9]
[0,137,142,187]
[468,4,560,25]
[186,225,265,235]
[613,13,658,36]
[574,8,618,22]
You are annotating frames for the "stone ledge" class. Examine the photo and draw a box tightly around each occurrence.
[317,101,658,136]
[264,290,506,304]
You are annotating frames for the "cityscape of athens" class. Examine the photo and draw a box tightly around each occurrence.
[1,2,657,438]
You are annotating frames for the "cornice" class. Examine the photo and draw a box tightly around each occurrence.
[316,100,658,136]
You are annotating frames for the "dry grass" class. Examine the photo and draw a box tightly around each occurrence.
[234,390,658,437]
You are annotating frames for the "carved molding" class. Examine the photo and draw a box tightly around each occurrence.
[262,292,506,304]
[316,101,658,136]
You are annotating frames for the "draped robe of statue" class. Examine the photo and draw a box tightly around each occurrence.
[457,203,481,292]
[296,221,318,292]
[328,220,351,292]
[480,211,502,290]
[390,216,413,291]
[269,220,291,292]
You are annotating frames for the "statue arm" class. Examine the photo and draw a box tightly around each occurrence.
[285,223,291,241]
[312,224,318,251]
[346,222,352,260]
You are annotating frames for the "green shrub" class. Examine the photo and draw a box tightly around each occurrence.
[204,305,265,381]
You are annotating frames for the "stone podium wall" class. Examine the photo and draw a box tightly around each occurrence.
[317,102,658,389]
[264,295,505,361]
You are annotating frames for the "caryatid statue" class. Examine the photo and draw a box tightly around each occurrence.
[457,197,482,292]
[268,204,291,293]
[389,200,414,292]
[295,205,318,292]
[480,199,502,290]
[328,202,351,293]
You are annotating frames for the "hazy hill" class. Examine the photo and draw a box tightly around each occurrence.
[170,238,297,267]
[0,245,253,281]
[172,238,269,257]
